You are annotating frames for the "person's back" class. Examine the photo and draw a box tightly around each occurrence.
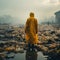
[25,12,38,51]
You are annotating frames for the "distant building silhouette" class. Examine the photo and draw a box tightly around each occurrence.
[55,11,60,25]
[0,23,10,30]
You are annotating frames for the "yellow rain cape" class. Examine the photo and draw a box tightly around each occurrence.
[25,17,38,44]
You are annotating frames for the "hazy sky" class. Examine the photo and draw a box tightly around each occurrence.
[0,0,60,23]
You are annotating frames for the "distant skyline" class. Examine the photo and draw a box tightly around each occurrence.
[0,0,60,24]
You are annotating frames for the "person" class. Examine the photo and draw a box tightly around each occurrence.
[25,12,38,51]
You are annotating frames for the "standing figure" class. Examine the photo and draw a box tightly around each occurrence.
[25,12,38,51]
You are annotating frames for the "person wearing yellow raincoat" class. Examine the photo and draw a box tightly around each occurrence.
[25,12,38,51]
